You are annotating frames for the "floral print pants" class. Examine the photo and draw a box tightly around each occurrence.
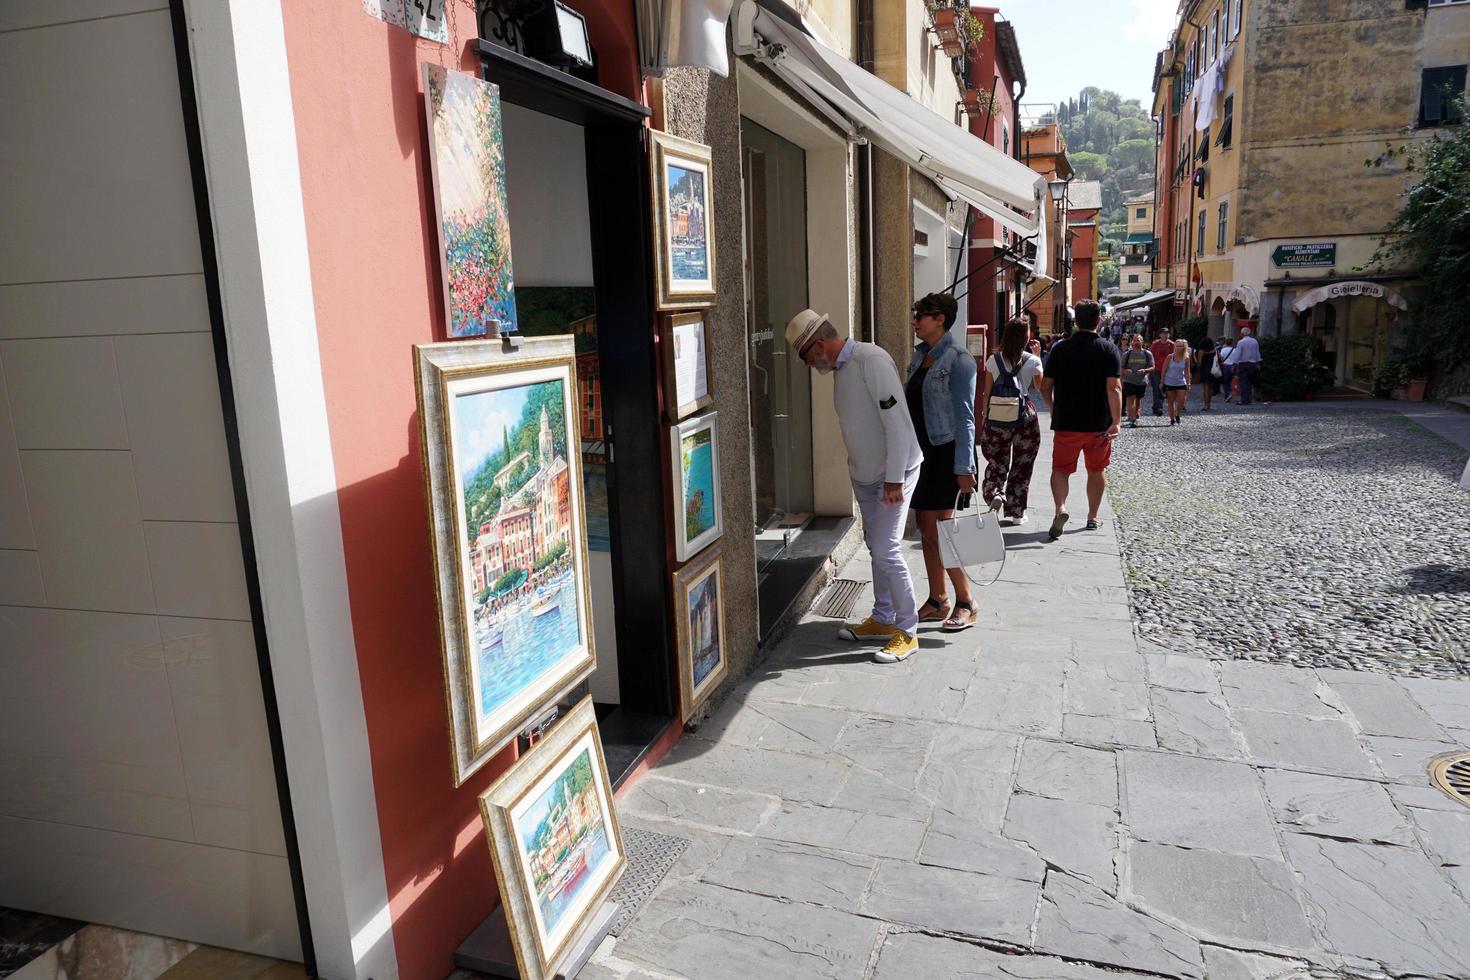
[979,415,1042,518]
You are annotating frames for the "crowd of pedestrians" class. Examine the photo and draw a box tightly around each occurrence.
[784,295,1266,665]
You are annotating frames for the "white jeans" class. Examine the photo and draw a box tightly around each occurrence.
[852,465,921,635]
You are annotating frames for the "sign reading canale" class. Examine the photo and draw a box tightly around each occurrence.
[1272,242,1336,267]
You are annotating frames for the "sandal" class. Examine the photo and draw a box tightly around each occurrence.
[917,596,952,622]
[941,600,976,632]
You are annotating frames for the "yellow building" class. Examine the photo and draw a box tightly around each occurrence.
[1151,0,1470,388]
[1117,192,1154,298]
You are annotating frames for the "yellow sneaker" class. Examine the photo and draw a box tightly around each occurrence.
[874,630,918,663]
[838,617,900,641]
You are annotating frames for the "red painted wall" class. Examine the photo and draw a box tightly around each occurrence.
[277,3,640,978]
[964,6,1018,333]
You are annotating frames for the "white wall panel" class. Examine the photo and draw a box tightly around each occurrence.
[1,338,130,450]
[0,276,210,341]
[0,362,35,549]
[0,549,45,605]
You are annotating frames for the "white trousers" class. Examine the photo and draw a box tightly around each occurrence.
[852,464,921,635]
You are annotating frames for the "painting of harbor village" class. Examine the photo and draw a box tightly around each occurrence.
[670,411,722,560]
[651,131,716,309]
[423,64,519,337]
[481,699,623,980]
[451,366,590,750]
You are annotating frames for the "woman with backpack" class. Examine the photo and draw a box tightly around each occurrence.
[905,293,979,632]
[979,317,1047,528]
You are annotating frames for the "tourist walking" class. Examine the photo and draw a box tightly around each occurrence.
[904,293,979,633]
[1194,334,1218,410]
[786,309,923,663]
[979,317,1048,528]
[1120,333,1153,428]
[1036,300,1122,540]
[1218,337,1236,402]
[1149,328,1175,416]
[1225,326,1263,404]
[1163,339,1192,425]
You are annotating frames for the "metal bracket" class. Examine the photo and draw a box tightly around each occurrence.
[517,704,559,752]
[500,330,523,353]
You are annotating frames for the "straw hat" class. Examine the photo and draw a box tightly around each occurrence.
[784,309,830,352]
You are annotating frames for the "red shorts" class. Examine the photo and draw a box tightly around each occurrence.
[1052,430,1113,474]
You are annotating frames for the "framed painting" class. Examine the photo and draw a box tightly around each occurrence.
[480,698,625,980]
[415,336,595,784]
[661,311,713,421]
[650,130,716,310]
[668,411,722,561]
[673,546,728,718]
[423,63,520,337]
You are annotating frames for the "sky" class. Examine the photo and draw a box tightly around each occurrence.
[454,385,530,482]
[996,0,1178,116]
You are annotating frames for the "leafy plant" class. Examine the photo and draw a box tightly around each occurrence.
[1372,347,1434,395]
[960,12,985,46]
[1176,315,1209,349]
[1363,97,1470,378]
[1258,335,1335,401]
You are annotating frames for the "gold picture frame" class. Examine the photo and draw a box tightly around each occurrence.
[660,311,714,421]
[669,410,723,561]
[650,130,717,310]
[673,546,728,719]
[414,336,597,785]
[480,698,626,980]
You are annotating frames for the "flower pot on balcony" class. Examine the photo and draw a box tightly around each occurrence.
[932,9,965,57]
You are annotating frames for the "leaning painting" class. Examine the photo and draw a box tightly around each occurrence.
[415,337,594,784]
[481,698,625,980]
[674,546,728,718]
[423,63,520,337]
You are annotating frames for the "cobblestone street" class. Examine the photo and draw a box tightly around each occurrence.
[585,402,1470,980]
[1109,405,1470,678]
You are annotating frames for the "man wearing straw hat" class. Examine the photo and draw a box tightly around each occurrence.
[786,309,924,663]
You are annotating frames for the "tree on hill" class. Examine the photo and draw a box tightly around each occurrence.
[1059,86,1156,273]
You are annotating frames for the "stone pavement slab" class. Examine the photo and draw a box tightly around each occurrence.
[1002,793,1118,893]
[1362,733,1463,783]
[1034,872,1202,978]
[1143,652,1220,694]
[1013,740,1118,807]
[1319,669,1447,740]
[1283,833,1470,977]
[1121,752,1281,859]
[1233,709,1378,777]
[1260,770,1415,845]
[758,800,926,861]
[1125,842,1317,952]
[871,932,1158,980]
[1150,688,1240,758]
[861,859,1038,945]
[958,679,1064,736]
[700,837,873,910]
[1061,713,1158,749]
[920,808,1044,881]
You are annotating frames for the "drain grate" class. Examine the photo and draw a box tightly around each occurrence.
[608,827,690,936]
[1430,751,1470,807]
[813,578,865,619]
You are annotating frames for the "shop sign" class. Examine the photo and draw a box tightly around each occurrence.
[1271,242,1336,268]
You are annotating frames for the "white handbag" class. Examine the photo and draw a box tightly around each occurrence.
[937,495,1007,571]
[1460,456,1470,493]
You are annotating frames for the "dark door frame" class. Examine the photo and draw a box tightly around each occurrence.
[475,43,676,740]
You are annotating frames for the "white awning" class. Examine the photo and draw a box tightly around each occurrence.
[1111,289,1180,311]
[1291,280,1409,314]
[1226,284,1259,315]
[732,1,1050,279]
[637,0,738,76]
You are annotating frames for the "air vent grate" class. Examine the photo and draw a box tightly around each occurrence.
[1429,752,1470,808]
[813,578,865,619]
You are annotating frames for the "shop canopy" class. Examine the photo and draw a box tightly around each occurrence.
[732,0,1051,279]
[1111,289,1180,311]
[1290,280,1409,314]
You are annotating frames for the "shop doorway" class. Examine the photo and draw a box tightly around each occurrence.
[483,43,673,784]
[741,120,814,573]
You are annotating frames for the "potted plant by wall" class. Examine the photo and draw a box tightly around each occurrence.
[962,89,998,116]
[960,10,985,52]
[932,9,965,57]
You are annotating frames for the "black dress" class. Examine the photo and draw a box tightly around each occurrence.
[906,364,964,511]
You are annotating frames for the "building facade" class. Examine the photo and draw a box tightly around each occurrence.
[1021,122,1074,334]
[1118,193,1155,299]
[1069,179,1103,304]
[1151,0,1470,387]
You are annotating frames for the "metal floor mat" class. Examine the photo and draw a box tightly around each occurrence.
[813,578,865,619]
[609,827,690,936]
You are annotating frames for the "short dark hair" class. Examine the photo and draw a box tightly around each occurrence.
[1074,300,1100,331]
[913,292,958,330]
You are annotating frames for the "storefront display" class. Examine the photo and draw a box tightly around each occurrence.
[478,698,625,980]
[669,411,723,561]
[650,130,717,309]
[424,64,520,337]
[661,311,714,420]
[672,546,729,718]
[415,336,597,784]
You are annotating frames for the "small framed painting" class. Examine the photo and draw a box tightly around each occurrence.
[674,546,728,718]
[650,130,716,310]
[661,311,713,421]
[414,336,596,785]
[669,411,722,561]
[480,698,625,980]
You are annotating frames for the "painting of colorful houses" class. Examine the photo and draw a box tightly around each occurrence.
[665,164,708,284]
[424,63,519,337]
[450,369,588,748]
[512,739,615,946]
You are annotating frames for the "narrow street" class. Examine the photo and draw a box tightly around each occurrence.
[583,404,1470,980]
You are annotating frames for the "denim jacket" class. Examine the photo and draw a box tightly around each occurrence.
[905,331,977,474]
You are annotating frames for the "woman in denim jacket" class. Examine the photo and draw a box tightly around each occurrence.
[904,292,979,632]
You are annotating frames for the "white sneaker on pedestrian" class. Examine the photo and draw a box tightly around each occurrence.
[1005,514,1028,526]
[988,495,1004,513]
